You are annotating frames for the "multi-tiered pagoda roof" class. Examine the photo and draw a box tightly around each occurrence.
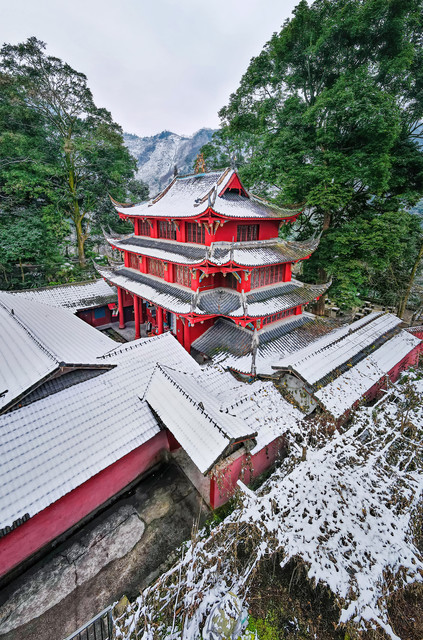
[99,167,330,353]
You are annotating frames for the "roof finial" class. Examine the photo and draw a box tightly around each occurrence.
[194,152,207,174]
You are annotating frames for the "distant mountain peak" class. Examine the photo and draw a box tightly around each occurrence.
[124,128,216,195]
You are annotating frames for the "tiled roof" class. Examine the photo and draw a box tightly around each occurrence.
[114,169,299,221]
[97,263,329,319]
[0,333,199,530]
[108,234,319,268]
[11,279,117,311]
[315,331,421,418]
[144,364,255,474]
[0,292,114,413]
[192,314,338,375]
[274,313,402,385]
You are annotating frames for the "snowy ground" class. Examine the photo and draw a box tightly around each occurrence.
[114,373,423,640]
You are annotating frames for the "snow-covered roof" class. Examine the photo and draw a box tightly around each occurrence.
[315,330,421,418]
[192,314,339,375]
[97,264,329,319]
[11,279,117,312]
[274,312,402,385]
[0,333,198,529]
[108,235,319,268]
[114,169,299,220]
[0,291,114,413]
[144,364,254,474]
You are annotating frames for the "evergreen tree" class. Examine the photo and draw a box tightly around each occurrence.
[0,37,148,270]
[208,0,423,310]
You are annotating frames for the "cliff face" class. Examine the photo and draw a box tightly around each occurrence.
[124,128,216,196]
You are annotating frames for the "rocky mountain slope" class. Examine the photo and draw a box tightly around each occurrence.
[124,128,216,197]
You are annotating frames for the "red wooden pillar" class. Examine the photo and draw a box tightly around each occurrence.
[157,306,164,335]
[284,263,292,282]
[139,298,145,324]
[176,317,184,345]
[117,286,125,329]
[183,319,190,351]
[134,294,140,339]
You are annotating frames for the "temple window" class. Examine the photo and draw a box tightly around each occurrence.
[175,264,191,287]
[138,220,151,236]
[237,224,259,242]
[158,220,177,240]
[186,222,205,244]
[262,308,295,326]
[147,257,164,278]
[128,252,139,270]
[250,264,285,289]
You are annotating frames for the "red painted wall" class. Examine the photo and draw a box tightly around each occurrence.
[210,437,285,509]
[335,345,420,425]
[187,318,215,343]
[213,220,280,243]
[0,431,169,579]
[76,307,114,327]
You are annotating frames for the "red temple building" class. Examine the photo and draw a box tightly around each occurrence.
[97,167,330,353]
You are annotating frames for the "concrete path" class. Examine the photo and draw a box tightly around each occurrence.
[0,462,208,640]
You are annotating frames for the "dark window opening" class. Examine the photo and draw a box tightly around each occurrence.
[175,265,191,287]
[159,220,177,240]
[147,258,164,278]
[128,253,139,270]
[250,264,285,289]
[237,224,259,242]
[138,220,151,236]
[262,307,296,326]
[186,222,205,244]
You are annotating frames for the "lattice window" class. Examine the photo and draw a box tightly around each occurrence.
[147,258,164,278]
[186,222,205,244]
[250,264,285,289]
[237,224,259,242]
[128,252,139,269]
[138,220,151,236]
[262,307,296,325]
[175,265,191,287]
[158,220,177,240]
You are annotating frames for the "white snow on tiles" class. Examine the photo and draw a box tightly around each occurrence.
[144,365,247,474]
[0,292,114,412]
[275,312,402,384]
[315,330,421,418]
[115,169,295,220]
[0,333,198,529]
[11,279,116,311]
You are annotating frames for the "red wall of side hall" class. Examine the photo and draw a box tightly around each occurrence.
[0,431,169,579]
[210,437,285,510]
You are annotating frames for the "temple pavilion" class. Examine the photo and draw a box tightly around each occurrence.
[98,167,330,353]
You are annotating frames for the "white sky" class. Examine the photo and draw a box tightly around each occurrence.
[2,0,298,137]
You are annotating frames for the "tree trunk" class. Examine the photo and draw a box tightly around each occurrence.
[315,211,332,316]
[74,215,87,268]
[66,145,87,269]
[398,239,423,319]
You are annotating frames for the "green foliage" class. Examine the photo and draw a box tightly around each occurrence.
[0,37,148,279]
[206,0,423,308]
[247,612,279,639]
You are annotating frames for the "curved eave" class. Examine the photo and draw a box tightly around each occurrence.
[95,263,330,320]
[105,235,319,269]
[117,209,301,223]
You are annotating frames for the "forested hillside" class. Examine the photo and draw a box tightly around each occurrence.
[0,37,148,290]
[202,0,423,315]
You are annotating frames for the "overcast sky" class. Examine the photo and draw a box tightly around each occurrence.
[2,0,298,138]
